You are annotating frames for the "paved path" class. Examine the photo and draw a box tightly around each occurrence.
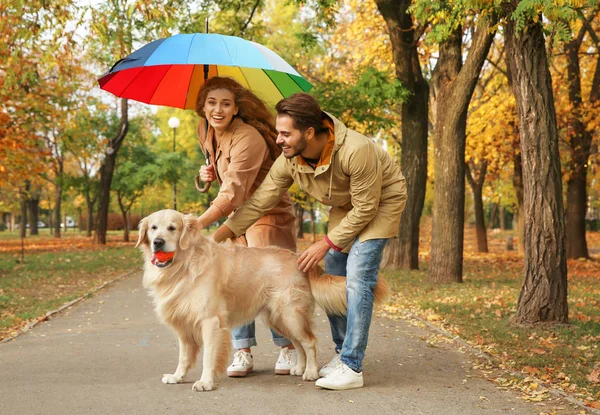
[0,272,581,414]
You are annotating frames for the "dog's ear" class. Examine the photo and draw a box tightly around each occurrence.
[180,215,200,251]
[135,217,148,248]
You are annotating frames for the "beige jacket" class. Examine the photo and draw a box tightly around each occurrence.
[198,117,296,251]
[224,112,407,251]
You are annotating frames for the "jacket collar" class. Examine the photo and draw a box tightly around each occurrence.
[295,111,347,176]
[199,117,244,161]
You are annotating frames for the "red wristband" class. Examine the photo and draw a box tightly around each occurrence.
[324,235,342,252]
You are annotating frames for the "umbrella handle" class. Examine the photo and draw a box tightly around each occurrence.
[194,175,212,193]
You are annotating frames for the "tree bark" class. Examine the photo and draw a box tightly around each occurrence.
[96,98,129,245]
[53,185,62,238]
[512,149,524,254]
[28,193,40,236]
[86,193,95,238]
[117,192,130,243]
[376,0,429,270]
[564,25,597,259]
[466,162,489,253]
[429,20,496,283]
[505,12,568,324]
[19,194,27,239]
[489,203,498,229]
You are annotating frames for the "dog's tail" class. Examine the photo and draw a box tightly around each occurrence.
[307,266,391,316]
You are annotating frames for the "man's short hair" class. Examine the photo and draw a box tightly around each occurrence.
[275,93,325,133]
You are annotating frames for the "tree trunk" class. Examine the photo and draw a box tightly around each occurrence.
[429,21,496,284]
[28,195,40,236]
[466,163,489,253]
[564,29,595,259]
[117,192,130,243]
[566,175,589,259]
[96,98,129,245]
[489,203,498,229]
[376,0,429,270]
[53,185,61,238]
[19,195,27,239]
[512,149,524,254]
[86,192,94,238]
[505,13,568,324]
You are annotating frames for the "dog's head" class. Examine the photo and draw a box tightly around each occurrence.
[136,209,201,268]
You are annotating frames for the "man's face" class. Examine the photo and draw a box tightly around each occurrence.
[275,114,309,159]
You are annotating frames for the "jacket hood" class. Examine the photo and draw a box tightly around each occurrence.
[324,111,347,152]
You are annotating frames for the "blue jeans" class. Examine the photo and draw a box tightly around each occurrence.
[231,321,291,349]
[325,238,388,373]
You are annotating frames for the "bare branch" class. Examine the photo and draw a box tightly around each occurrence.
[240,0,261,36]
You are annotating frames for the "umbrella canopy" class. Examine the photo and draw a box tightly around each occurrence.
[98,33,312,109]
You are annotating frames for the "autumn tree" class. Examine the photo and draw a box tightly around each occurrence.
[374,0,430,269]
[504,1,577,324]
[112,130,159,242]
[554,7,600,259]
[465,42,518,253]
[410,2,497,283]
[0,0,77,238]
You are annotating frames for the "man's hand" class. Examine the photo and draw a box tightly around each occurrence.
[297,239,330,272]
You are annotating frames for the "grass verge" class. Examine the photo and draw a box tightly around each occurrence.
[381,252,600,408]
[0,240,141,340]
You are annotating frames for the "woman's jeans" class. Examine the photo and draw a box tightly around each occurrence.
[325,238,388,373]
[232,322,291,349]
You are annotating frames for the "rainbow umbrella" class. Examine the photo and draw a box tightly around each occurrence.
[97,33,312,109]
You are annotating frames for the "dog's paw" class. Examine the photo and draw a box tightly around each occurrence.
[161,373,184,384]
[290,364,305,376]
[302,367,319,381]
[192,380,214,391]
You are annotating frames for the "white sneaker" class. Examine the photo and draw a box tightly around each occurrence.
[274,347,298,375]
[318,353,341,377]
[315,362,364,390]
[227,350,253,377]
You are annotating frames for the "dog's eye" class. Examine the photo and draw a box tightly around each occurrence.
[151,225,157,230]
[168,225,176,232]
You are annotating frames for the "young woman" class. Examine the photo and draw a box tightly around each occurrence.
[194,77,297,377]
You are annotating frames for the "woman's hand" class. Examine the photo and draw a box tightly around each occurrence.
[212,225,236,243]
[199,165,216,183]
[297,239,330,272]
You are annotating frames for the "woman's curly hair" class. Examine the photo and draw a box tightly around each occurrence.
[196,77,280,160]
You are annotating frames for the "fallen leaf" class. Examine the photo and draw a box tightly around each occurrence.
[426,314,442,322]
[523,366,541,375]
[586,368,600,384]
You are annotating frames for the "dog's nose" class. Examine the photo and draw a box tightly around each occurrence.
[153,238,165,250]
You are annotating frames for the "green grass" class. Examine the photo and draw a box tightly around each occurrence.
[383,261,600,399]
[0,245,141,338]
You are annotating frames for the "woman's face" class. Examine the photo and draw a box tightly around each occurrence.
[203,88,238,135]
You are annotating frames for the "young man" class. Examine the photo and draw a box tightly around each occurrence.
[213,93,407,390]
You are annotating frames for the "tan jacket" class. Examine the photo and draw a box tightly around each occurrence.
[197,117,296,251]
[224,112,407,251]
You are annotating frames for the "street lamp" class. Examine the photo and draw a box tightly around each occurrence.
[168,116,180,210]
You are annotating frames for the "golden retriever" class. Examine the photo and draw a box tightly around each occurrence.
[136,209,390,391]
